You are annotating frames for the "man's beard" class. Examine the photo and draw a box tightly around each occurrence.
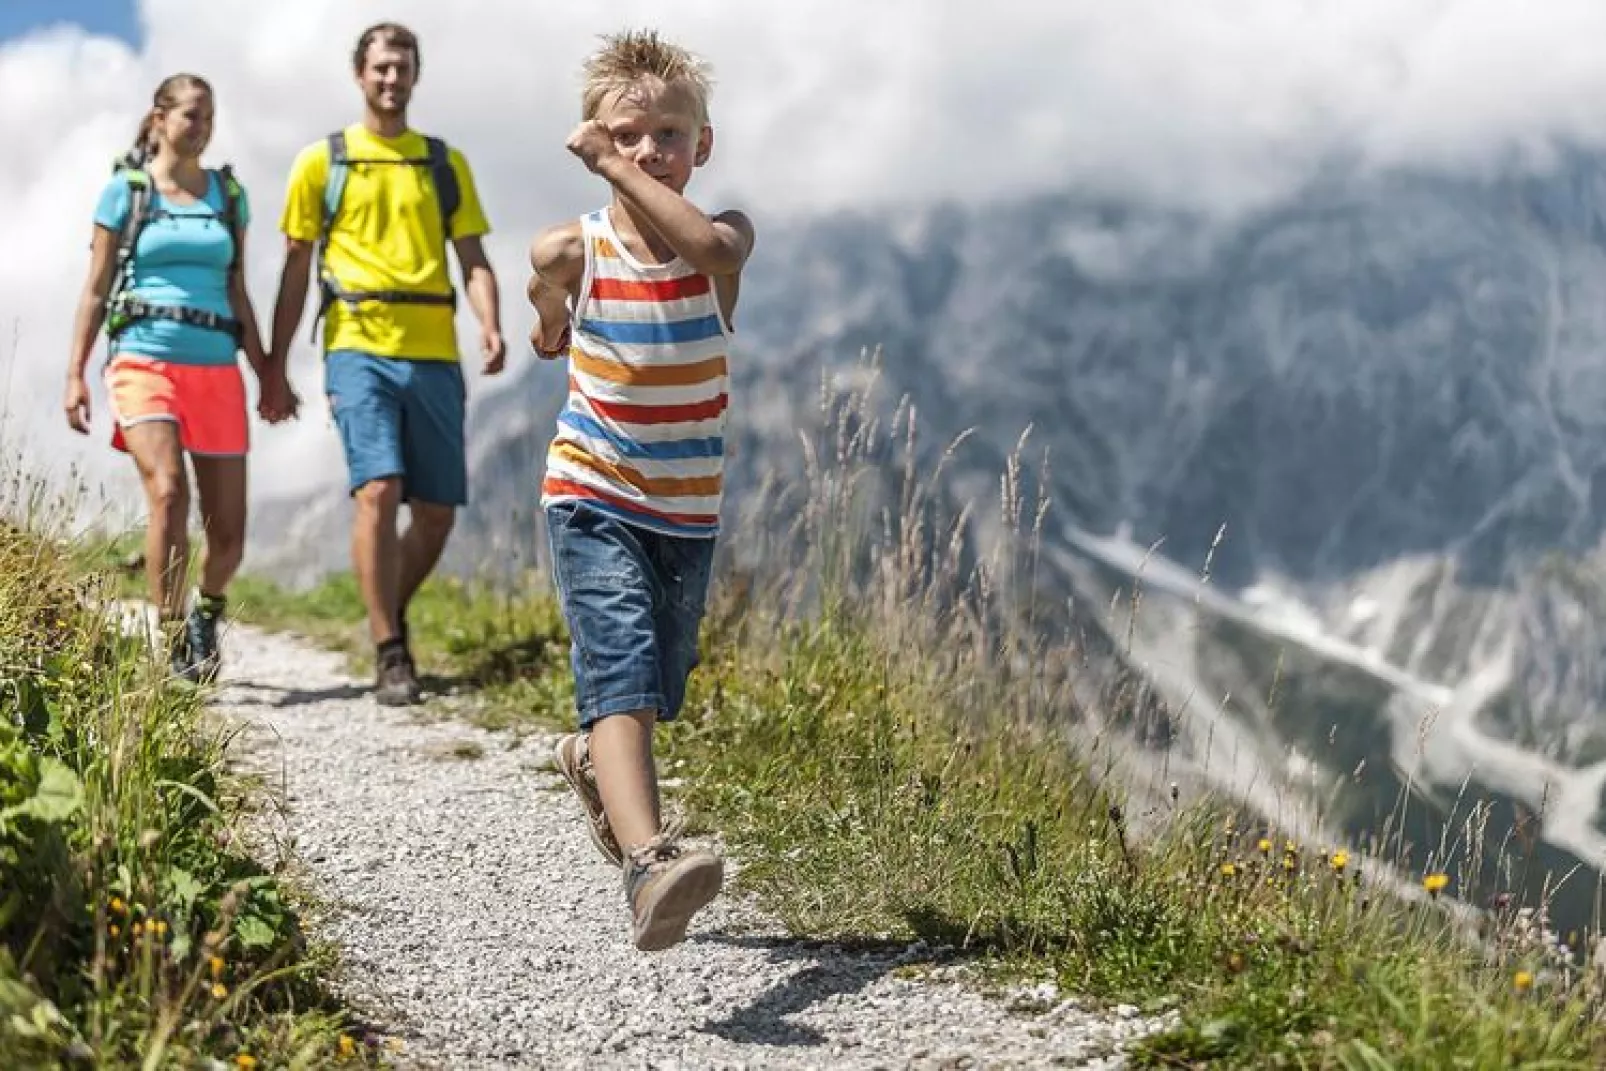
[369,91,409,116]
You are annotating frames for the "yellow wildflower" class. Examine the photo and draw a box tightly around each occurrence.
[1285,840,1297,854]
[1330,851,1349,872]
[339,1035,358,1060]
[1257,838,1272,854]
[153,921,168,938]
[1282,854,1297,871]
[109,897,126,915]
[108,924,120,939]
[235,1056,257,1070]
[132,922,144,938]
[1423,873,1450,896]
[210,955,225,980]
[212,983,228,1000]
[1220,863,1237,877]
[1514,970,1534,992]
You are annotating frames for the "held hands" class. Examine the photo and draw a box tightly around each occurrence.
[63,375,91,435]
[257,371,299,424]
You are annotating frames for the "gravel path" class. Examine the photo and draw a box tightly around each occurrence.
[215,622,1173,1069]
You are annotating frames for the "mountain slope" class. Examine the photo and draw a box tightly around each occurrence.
[249,150,1606,930]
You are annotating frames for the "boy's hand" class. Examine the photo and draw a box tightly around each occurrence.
[566,120,621,175]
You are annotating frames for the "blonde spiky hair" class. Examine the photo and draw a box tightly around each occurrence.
[581,29,713,125]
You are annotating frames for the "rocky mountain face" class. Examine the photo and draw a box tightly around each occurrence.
[249,149,1606,932]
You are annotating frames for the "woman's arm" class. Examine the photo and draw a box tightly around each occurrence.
[64,225,118,433]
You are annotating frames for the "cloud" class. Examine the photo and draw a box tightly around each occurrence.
[4,0,1606,511]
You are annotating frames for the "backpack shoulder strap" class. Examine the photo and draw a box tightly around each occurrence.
[215,164,244,277]
[423,136,460,239]
[321,132,350,236]
[116,168,153,262]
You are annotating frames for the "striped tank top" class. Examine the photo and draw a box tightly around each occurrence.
[539,208,731,538]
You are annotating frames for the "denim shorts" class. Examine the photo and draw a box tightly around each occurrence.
[545,499,715,728]
[325,350,466,506]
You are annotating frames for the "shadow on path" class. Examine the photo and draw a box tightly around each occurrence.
[690,933,954,1049]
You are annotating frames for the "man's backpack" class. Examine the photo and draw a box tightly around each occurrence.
[309,131,462,342]
[104,151,245,344]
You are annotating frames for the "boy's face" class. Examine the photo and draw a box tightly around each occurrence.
[595,81,711,194]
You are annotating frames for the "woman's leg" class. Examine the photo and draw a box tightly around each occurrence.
[184,454,246,680]
[121,420,191,622]
[191,455,247,598]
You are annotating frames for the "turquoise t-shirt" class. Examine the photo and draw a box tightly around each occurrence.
[94,171,250,366]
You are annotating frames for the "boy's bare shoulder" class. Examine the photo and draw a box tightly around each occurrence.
[529,219,585,281]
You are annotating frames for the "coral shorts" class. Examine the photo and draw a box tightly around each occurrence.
[105,354,248,457]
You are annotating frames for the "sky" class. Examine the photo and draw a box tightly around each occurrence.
[5,0,1606,520]
[0,1,138,46]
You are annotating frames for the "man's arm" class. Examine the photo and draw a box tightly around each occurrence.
[453,235,502,335]
[453,235,505,373]
[527,221,584,359]
[269,239,315,366]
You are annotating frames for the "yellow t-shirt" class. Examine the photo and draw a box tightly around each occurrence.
[280,124,490,360]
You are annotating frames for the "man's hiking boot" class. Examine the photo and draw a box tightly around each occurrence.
[398,605,415,670]
[184,594,225,684]
[374,640,421,706]
[553,733,622,867]
[623,833,723,952]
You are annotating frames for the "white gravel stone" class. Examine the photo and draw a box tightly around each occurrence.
[215,623,1176,1069]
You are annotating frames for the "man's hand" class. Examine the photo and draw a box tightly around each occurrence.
[481,326,507,375]
[566,120,622,175]
[63,375,91,435]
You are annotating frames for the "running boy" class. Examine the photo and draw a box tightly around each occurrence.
[528,30,755,952]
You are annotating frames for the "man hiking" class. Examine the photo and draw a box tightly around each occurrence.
[269,21,505,705]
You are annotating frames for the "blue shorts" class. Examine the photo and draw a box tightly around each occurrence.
[545,499,715,728]
[325,350,467,506]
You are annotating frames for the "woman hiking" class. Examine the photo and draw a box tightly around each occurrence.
[64,73,297,681]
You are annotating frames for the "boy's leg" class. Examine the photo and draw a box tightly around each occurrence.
[546,501,664,850]
[588,709,662,851]
[546,503,722,949]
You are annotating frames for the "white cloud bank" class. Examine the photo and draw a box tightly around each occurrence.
[3,0,1606,513]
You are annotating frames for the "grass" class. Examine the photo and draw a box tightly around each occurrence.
[0,512,379,1067]
[222,571,573,734]
[208,366,1606,1068]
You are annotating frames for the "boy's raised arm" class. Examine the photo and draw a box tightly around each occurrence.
[527,220,584,358]
[566,120,754,277]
